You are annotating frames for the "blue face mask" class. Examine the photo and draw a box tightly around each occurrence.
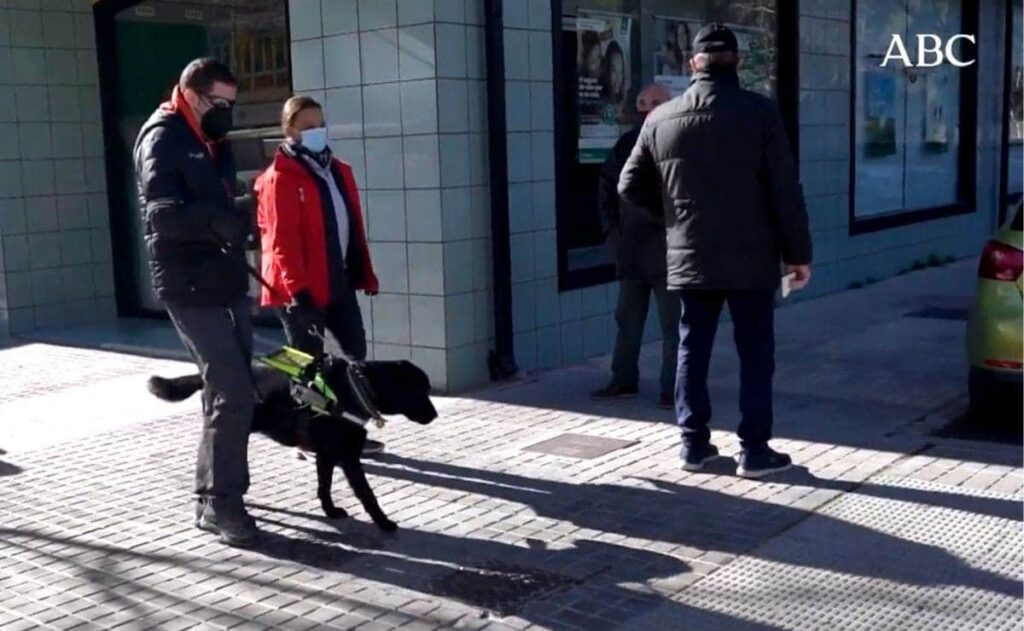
[299,126,328,154]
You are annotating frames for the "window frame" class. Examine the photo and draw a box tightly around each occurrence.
[999,0,1023,225]
[847,0,980,236]
[549,0,800,292]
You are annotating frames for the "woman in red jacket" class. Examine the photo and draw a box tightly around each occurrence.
[255,96,382,451]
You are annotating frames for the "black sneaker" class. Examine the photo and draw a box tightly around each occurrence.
[658,393,674,410]
[590,384,639,400]
[736,447,792,479]
[363,439,385,456]
[681,443,720,472]
[196,506,260,548]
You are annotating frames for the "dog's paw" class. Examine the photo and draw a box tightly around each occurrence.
[375,518,398,533]
[323,506,349,519]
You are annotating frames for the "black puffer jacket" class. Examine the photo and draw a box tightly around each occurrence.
[618,70,812,290]
[598,127,667,283]
[133,108,250,306]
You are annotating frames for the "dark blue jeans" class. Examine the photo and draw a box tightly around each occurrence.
[675,290,776,451]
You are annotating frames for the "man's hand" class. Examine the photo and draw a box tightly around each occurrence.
[785,264,811,291]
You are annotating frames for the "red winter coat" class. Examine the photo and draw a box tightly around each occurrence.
[254,149,378,308]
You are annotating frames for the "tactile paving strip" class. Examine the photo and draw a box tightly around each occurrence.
[622,475,1023,631]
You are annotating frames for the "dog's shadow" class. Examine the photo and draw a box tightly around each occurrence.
[0,448,22,477]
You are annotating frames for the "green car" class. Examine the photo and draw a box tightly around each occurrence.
[966,201,1023,417]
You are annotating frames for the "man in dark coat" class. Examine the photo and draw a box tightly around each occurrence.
[134,58,258,547]
[591,83,678,409]
[619,24,813,478]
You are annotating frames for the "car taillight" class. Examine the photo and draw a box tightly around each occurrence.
[978,241,1023,281]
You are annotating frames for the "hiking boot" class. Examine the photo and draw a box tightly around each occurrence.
[195,504,260,548]
[681,443,720,472]
[736,447,793,479]
[658,393,674,410]
[590,383,639,400]
[363,439,385,456]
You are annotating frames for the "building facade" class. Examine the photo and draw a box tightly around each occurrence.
[0,0,1018,392]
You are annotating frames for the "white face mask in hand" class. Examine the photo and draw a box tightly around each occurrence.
[299,126,328,154]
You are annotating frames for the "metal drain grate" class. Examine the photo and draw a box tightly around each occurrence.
[523,433,637,459]
[903,307,969,321]
[427,562,578,616]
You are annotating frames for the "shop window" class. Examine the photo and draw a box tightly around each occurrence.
[553,0,788,290]
[851,0,978,232]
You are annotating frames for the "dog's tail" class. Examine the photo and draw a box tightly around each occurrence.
[147,374,203,402]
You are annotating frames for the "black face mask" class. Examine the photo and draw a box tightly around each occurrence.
[200,105,233,140]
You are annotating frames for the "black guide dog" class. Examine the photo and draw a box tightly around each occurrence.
[148,358,437,532]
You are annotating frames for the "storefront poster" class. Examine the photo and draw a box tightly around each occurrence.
[863,69,897,158]
[652,17,692,97]
[576,14,634,164]
[923,71,950,153]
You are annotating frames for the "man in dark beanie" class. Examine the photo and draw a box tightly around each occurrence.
[618,24,812,478]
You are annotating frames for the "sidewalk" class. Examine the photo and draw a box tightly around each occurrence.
[0,260,1020,631]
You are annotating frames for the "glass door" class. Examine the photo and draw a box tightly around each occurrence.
[96,0,290,317]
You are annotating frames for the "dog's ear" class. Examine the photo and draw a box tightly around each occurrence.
[361,360,437,424]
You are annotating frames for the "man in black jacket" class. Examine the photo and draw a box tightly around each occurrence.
[591,83,678,409]
[619,24,812,478]
[134,58,258,546]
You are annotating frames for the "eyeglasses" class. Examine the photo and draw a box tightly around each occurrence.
[202,93,235,110]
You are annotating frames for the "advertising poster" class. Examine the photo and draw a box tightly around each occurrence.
[863,69,898,158]
[923,71,950,153]
[652,17,692,97]
[576,13,634,164]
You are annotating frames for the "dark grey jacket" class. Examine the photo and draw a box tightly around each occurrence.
[133,108,251,306]
[618,71,812,290]
[599,127,668,282]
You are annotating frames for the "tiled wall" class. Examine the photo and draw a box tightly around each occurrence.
[504,0,664,376]
[288,0,492,391]
[797,0,1003,300]
[0,0,115,339]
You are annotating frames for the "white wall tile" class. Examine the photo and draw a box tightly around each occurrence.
[2,235,29,271]
[325,87,364,139]
[322,0,358,36]
[0,198,26,234]
[534,229,556,279]
[468,132,488,186]
[471,236,490,291]
[410,294,445,347]
[358,0,397,30]
[0,91,16,123]
[398,0,433,25]
[0,161,23,197]
[75,49,96,86]
[50,123,82,159]
[503,29,529,80]
[58,229,89,266]
[535,324,560,369]
[513,329,536,372]
[24,195,56,232]
[508,182,532,234]
[511,280,535,332]
[582,314,610,358]
[371,241,408,293]
[332,138,366,188]
[505,81,530,132]
[400,79,438,134]
[466,25,485,79]
[441,186,471,240]
[56,194,88,230]
[22,159,55,196]
[503,2,528,29]
[363,83,402,137]
[291,0,323,39]
[528,0,551,31]
[444,292,474,347]
[534,277,559,328]
[15,86,48,122]
[361,29,400,84]
[434,0,464,23]
[42,10,72,48]
[27,233,59,269]
[473,289,492,341]
[528,30,552,82]
[371,293,410,344]
[72,13,93,49]
[437,79,468,133]
[408,242,444,294]
[367,189,406,241]
[443,239,473,294]
[506,133,530,182]
[48,86,78,122]
[435,23,467,78]
[0,124,18,160]
[403,134,440,188]
[399,25,435,80]
[439,133,470,188]
[464,0,484,25]
[45,49,77,86]
[468,79,487,132]
[10,10,42,48]
[530,82,553,131]
[509,232,534,283]
[469,186,490,239]
[530,132,554,181]
[531,180,555,230]
[365,137,404,189]
[323,34,360,87]
[291,39,326,90]
[411,345,447,390]
[12,48,46,86]
[406,188,442,241]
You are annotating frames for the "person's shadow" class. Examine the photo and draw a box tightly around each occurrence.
[0,448,22,477]
[248,504,787,630]
[357,454,1020,599]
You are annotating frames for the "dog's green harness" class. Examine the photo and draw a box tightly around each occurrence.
[258,347,386,430]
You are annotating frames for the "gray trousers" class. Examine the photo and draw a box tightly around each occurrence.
[165,299,254,513]
[611,279,681,396]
